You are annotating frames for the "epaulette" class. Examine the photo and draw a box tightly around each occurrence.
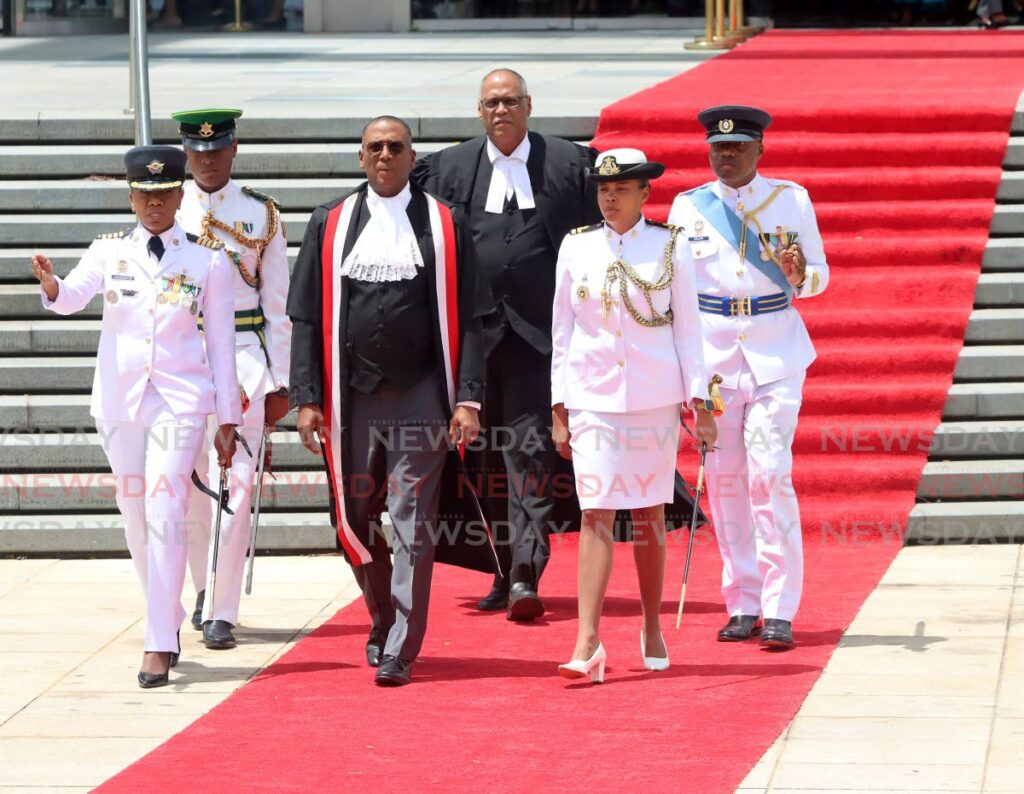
[96,227,133,240]
[242,185,281,209]
[570,222,603,235]
[645,219,677,232]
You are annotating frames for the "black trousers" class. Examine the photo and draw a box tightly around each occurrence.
[468,331,555,588]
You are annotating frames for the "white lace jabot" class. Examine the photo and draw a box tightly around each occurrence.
[340,183,424,282]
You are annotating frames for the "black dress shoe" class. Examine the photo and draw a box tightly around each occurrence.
[717,614,761,642]
[365,630,386,668]
[475,577,510,611]
[375,655,412,686]
[137,670,170,689]
[202,619,236,649]
[507,582,544,622]
[191,590,205,631]
[760,619,794,650]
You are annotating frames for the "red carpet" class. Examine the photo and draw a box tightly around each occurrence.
[99,30,1022,793]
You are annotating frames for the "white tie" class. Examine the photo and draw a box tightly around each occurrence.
[485,155,536,214]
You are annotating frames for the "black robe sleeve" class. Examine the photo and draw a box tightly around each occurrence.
[411,151,438,194]
[453,207,487,405]
[287,205,328,410]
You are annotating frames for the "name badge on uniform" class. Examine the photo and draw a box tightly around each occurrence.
[111,274,135,281]
[687,236,710,243]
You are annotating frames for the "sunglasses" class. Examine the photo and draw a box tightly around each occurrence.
[364,140,407,156]
[480,95,527,111]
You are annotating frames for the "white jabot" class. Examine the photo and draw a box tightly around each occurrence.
[341,182,424,282]
[484,135,536,214]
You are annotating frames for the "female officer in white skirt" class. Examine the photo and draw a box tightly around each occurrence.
[551,148,718,683]
[30,146,241,688]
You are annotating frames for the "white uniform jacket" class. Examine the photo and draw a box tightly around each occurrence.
[178,179,291,402]
[551,216,710,413]
[43,222,242,426]
[667,174,829,390]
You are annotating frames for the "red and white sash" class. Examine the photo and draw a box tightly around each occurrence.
[319,191,459,564]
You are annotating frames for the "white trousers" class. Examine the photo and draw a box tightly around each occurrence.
[185,393,265,626]
[98,385,205,652]
[705,360,805,622]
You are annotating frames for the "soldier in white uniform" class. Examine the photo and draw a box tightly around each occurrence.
[174,109,292,650]
[30,146,241,687]
[667,106,830,650]
[551,149,717,684]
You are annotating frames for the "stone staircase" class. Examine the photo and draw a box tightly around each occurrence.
[0,110,1020,554]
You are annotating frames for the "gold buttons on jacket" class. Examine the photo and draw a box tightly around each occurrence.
[144,337,151,344]
[738,333,747,342]
[615,330,622,337]
[736,268,745,277]
[617,360,624,367]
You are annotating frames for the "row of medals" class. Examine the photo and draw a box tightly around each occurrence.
[105,261,201,315]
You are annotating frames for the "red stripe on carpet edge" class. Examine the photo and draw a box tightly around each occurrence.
[98,30,1024,794]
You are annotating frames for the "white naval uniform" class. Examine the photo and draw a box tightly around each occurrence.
[43,222,241,651]
[668,173,829,622]
[551,216,709,510]
[178,179,291,626]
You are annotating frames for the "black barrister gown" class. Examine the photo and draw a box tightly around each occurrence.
[287,181,500,572]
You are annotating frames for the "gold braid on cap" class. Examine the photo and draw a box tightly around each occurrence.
[601,226,679,328]
[198,200,279,289]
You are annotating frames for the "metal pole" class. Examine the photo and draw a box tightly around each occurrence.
[684,0,733,51]
[129,0,152,144]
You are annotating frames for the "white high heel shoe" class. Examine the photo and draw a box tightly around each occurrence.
[558,642,607,683]
[641,630,670,672]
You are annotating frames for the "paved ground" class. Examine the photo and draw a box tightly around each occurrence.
[2,546,1022,791]
[0,30,710,121]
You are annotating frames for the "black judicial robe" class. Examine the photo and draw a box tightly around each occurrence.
[287,182,499,572]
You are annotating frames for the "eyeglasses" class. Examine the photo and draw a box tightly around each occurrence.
[480,95,527,111]
[364,140,407,156]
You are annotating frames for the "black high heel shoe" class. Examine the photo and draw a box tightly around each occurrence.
[138,652,172,689]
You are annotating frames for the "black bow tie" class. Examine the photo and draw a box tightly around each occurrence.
[147,235,165,262]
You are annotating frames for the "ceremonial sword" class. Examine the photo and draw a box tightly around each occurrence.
[676,441,709,630]
[244,425,271,595]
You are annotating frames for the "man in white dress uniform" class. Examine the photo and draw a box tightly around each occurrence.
[667,106,829,650]
[31,146,240,687]
[175,109,292,650]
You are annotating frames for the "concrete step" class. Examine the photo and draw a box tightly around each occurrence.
[0,512,336,554]
[991,205,1024,235]
[0,431,319,472]
[1007,139,1024,169]
[917,460,1024,501]
[0,285,101,319]
[928,420,1024,459]
[953,345,1024,381]
[0,115,596,145]
[0,178,358,213]
[964,308,1024,343]
[984,238,1024,271]
[943,382,1024,420]
[0,142,446,180]
[0,211,311,247]
[974,274,1024,308]
[905,501,1024,544]
[0,394,297,430]
[0,471,326,512]
[997,172,1024,202]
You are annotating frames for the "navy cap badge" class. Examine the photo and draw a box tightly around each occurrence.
[718,118,735,133]
[598,155,621,176]
[145,160,165,175]
[199,122,215,138]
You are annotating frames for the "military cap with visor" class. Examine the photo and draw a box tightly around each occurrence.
[124,145,187,191]
[172,108,243,152]
[698,105,773,144]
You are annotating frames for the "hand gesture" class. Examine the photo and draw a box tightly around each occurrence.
[779,243,807,288]
[31,254,59,301]
[297,404,326,455]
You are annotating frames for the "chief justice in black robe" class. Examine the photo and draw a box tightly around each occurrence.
[288,116,496,686]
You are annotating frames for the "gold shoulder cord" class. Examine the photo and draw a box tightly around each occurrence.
[601,226,679,328]
[199,200,279,289]
[736,185,788,265]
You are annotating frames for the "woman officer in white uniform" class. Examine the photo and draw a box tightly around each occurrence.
[30,146,241,688]
[551,148,718,683]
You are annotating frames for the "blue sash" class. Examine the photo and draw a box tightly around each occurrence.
[686,184,793,297]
